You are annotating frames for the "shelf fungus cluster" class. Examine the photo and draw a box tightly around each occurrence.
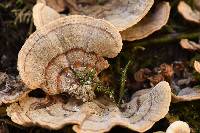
[0,1,194,133]
[0,3,174,132]
[35,0,171,41]
[7,81,171,132]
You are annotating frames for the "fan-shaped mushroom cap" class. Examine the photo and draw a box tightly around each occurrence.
[166,121,190,133]
[178,1,200,24]
[38,0,154,31]
[194,60,200,73]
[180,39,200,51]
[121,2,171,41]
[172,87,200,103]
[7,81,171,132]
[0,72,30,105]
[33,3,61,29]
[18,15,122,101]
[37,0,68,13]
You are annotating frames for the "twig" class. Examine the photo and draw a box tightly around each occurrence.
[126,31,200,47]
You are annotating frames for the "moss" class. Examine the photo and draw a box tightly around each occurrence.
[73,68,115,99]
[169,100,200,132]
[118,60,132,104]
[73,68,97,86]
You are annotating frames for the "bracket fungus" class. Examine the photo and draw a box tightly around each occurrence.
[7,81,171,132]
[37,0,154,32]
[194,60,200,73]
[172,87,200,103]
[178,1,200,24]
[121,2,171,41]
[1,2,175,132]
[155,121,190,133]
[166,121,190,133]
[18,15,123,101]
[35,0,172,42]
[37,0,68,13]
[180,39,200,51]
[33,3,61,29]
[0,72,30,105]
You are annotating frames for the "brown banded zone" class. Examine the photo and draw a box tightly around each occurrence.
[42,48,109,97]
[18,15,122,92]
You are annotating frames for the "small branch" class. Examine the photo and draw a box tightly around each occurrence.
[126,31,200,47]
